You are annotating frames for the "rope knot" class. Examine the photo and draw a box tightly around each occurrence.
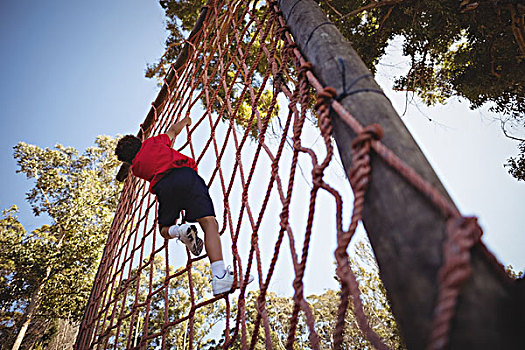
[314,87,337,130]
[314,86,337,109]
[312,166,325,187]
[276,24,290,38]
[271,161,280,178]
[448,217,482,255]
[348,124,383,192]
[273,72,284,93]
[279,208,290,225]
[313,166,324,178]
[351,124,383,149]
[298,62,313,77]
[286,42,298,53]
[139,123,149,141]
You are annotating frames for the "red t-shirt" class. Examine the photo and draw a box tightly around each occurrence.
[131,134,198,193]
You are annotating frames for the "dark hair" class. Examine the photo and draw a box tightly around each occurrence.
[115,135,142,164]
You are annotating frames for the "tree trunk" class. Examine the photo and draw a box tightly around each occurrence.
[11,282,44,350]
[278,0,520,348]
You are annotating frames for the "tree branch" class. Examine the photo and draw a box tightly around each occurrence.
[501,120,525,142]
[338,0,405,21]
[460,2,525,56]
[323,1,343,17]
[509,4,525,57]
[378,5,395,31]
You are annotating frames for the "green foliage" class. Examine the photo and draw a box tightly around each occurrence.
[0,207,31,329]
[151,0,524,122]
[150,0,524,178]
[146,0,208,79]
[505,141,525,181]
[506,265,525,279]
[319,0,525,181]
[87,239,402,349]
[237,89,281,139]
[104,257,225,349]
[149,0,284,139]
[0,136,122,347]
[205,240,404,349]
[317,0,524,120]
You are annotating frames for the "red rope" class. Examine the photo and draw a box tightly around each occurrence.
[428,217,482,350]
[75,1,511,349]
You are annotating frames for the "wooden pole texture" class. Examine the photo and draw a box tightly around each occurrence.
[278,0,521,348]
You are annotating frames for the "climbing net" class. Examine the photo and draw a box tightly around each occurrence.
[75,1,509,349]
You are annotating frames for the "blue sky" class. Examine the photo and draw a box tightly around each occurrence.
[1,0,166,227]
[1,0,523,290]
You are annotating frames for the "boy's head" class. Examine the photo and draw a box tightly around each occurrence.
[115,135,142,164]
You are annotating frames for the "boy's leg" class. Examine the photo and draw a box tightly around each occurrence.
[160,225,170,240]
[196,216,223,263]
[196,216,226,293]
[197,215,254,295]
[160,224,203,256]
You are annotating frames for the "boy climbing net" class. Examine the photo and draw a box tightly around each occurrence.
[115,116,253,296]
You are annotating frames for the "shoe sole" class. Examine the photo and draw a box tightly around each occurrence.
[212,275,255,296]
[213,289,230,296]
[191,236,203,256]
[213,282,235,296]
[180,225,203,256]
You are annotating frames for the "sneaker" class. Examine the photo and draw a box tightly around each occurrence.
[178,224,203,256]
[212,266,254,296]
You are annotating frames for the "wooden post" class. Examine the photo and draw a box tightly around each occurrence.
[278,0,519,348]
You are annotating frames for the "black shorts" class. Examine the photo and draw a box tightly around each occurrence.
[153,167,215,226]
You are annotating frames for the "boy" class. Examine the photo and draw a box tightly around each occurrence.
[115,116,252,296]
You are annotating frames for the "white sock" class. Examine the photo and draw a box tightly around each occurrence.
[168,225,181,239]
[211,260,226,278]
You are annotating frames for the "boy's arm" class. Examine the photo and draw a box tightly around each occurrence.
[166,116,192,142]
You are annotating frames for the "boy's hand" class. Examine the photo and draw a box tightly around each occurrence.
[167,116,192,141]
